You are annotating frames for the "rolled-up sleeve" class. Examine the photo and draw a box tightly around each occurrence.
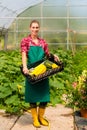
[42,40,50,56]
[20,38,28,54]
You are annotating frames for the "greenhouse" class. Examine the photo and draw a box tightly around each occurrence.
[0,0,87,50]
[0,0,87,130]
[0,1,87,128]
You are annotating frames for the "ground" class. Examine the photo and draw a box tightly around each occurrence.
[0,104,74,130]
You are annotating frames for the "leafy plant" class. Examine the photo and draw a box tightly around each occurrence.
[0,50,29,114]
[66,70,87,109]
[72,49,87,76]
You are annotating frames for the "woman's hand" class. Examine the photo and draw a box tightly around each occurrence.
[23,67,29,75]
[54,54,60,62]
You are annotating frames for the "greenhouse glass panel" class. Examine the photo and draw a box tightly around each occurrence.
[69,0,87,5]
[43,32,67,44]
[43,6,67,17]
[70,19,87,30]
[17,19,30,32]
[69,32,87,44]
[69,7,87,17]
[18,32,29,43]
[7,32,16,49]
[43,19,67,30]
[19,4,41,17]
[43,0,67,6]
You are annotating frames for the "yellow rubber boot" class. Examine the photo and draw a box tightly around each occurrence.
[38,107,49,126]
[31,108,41,128]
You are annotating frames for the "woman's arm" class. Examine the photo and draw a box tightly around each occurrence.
[22,52,29,74]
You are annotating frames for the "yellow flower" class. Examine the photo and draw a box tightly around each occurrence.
[17,84,22,92]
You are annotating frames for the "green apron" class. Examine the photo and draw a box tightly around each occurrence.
[25,45,50,103]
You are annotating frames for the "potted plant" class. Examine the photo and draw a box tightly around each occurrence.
[66,70,87,118]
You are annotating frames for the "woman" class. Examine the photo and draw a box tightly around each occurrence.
[20,20,59,128]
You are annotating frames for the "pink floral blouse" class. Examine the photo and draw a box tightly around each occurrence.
[20,35,49,56]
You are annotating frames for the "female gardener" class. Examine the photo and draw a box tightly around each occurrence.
[20,20,59,128]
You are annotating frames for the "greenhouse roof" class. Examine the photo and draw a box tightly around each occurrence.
[0,0,43,30]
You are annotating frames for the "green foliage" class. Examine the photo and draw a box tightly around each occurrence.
[0,50,29,115]
[49,48,74,106]
[49,77,65,106]
[72,49,87,76]
[49,48,87,107]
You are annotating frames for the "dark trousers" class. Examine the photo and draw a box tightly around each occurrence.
[30,102,47,108]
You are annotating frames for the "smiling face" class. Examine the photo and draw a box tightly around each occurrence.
[30,22,40,37]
